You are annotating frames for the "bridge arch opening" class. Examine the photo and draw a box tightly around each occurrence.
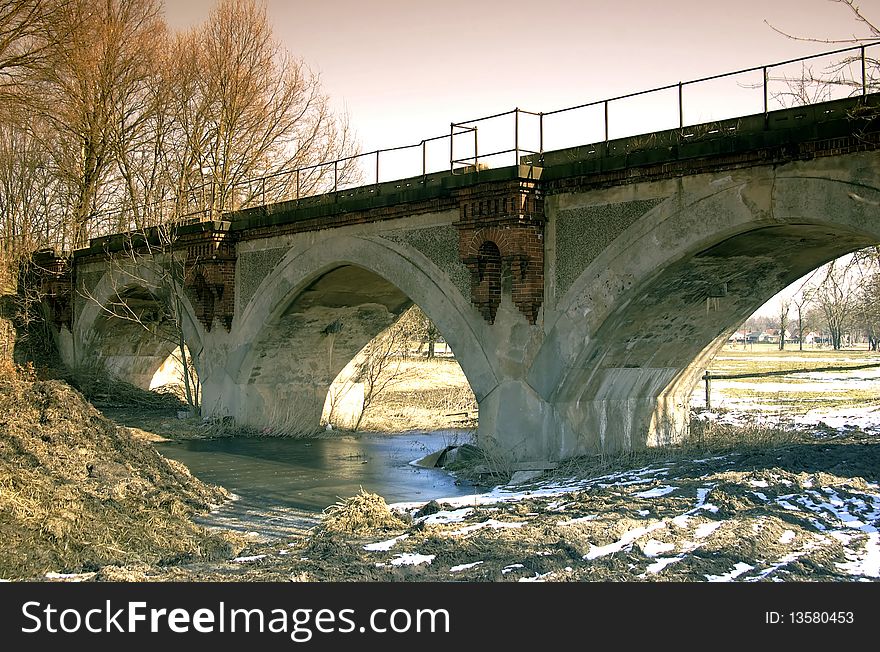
[696,245,880,413]
[321,304,476,432]
[236,262,480,436]
[554,222,879,456]
[83,282,201,408]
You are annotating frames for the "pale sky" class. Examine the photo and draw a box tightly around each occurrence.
[162,0,878,320]
[163,0,877,152]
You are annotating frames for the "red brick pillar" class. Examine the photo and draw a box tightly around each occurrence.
[179,228,237,332]
[455,178,545,325]
[25,249,73,330]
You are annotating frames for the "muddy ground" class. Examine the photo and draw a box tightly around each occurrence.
[32,418,879,583]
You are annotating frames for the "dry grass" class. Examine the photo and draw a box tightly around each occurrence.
[65,365,185,410]
[0,356,242,579]
[685,415,805,451]
[316,489,408,535]
[353,357,477,432]
[543,414,808,486]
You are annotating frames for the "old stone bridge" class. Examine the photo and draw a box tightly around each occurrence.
[31,94,880,463]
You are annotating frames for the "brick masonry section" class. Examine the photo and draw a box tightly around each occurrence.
[179,230,237,332]
[24,250,73,330]
[455,179,545,325]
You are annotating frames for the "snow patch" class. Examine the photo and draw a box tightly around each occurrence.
[419,508,473,525]
[44,572,93,581]
[694,522,722,539]
[634,485,676,498]
[641,539,675,557]
[645,556,683,574]
[449,561,484,573]
[231,555,266,563]
[779,530,796,544]
[585,521,666,560]
[837,532,880,578]
[364,534,409,551]
[389,553,435,567]
[706,562,753,582]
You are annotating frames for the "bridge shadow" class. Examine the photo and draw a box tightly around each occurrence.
[664,435,880,485]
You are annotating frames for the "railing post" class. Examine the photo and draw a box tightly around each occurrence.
[514,108,520,166]
[703,370,712,411]
[603,99,609,144]
[375,150,380,186]
[422,140,427,177]
[473,126,479,172]
[862,45,867,97]
[450,123,454,172]
[763,66,769,118]
[678,81,683,128]
[539,112,544,155]
[261,177,266,206]
[334,160,338,192]
[296,168,300,201]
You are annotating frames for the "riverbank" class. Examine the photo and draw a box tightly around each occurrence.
[29,423,880,582]
[0,358,244,580]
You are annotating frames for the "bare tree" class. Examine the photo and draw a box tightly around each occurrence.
[79,223,200,412]
[0,120,62,285]
[0,0,70,106]
[165,0,359,219]
[321,306,425,432]
[813,260,857,350]
[31,0,165,247]
[109,23,175,231]
[778,299,791,350]
[853,248,880,349]
[793,292,813,351]
[400,305,440,358]
[765,0,880,106]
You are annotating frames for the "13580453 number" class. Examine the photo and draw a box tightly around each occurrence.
[789,612,854,624]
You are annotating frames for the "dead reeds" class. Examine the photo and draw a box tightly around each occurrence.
[0,360,241,579]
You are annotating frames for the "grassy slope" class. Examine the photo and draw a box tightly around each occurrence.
[0,359,240,579]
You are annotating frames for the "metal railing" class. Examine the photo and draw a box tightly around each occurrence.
[87,42,880,240]
[218,41,880,208]
[702,359,880,411]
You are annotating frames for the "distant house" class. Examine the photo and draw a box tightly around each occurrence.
[757,330,779,344]
[803,331,828,345]
[756,328,792,344]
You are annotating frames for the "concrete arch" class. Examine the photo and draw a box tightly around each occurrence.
[532,155,880,456]
[211,234,498,433]
[72,262,204,389]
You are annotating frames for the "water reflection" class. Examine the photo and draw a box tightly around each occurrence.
[157,431,480,537]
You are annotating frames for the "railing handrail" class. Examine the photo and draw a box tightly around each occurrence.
[543,42,879,118]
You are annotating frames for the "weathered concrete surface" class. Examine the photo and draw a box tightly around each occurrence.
[201,223,500,437]
[55,96,880,463]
